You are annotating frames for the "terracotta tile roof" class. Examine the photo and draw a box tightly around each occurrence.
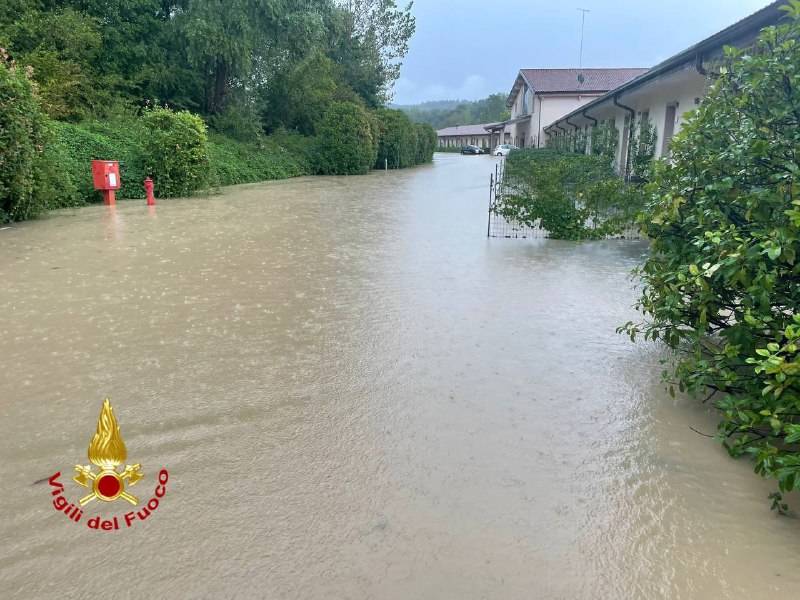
[520,68,649,93]
[436,123,504,137]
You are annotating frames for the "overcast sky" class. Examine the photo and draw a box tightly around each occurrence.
[392,0,775,105]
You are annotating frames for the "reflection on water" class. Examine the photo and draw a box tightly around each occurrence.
[0,154,798,598]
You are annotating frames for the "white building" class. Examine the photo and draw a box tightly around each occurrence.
[436,123,509,150]
[544,1,785,177]
[503,68,647,149]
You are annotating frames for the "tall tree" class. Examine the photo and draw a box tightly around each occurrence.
[183,0,271,114]
[330,0,414,105]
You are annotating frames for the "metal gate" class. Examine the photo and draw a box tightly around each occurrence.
[486,162,547,239]
[486,162,641,240]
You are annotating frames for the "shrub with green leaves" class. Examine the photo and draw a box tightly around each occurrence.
[51,119,147,203]
[414,122,437,164]
[141,107,210,197]
[496,149,643,240]
[314,102,378,175]
[628,114,657,181]
[622,2,800,511]
[208,133,311,185]
[0,55,48,221]
[374,108,417,169]
[590,120,619,163]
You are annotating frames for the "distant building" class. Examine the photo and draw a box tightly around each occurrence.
[436,123,509,150]
[503,68,648,149]
[544,1,785,177]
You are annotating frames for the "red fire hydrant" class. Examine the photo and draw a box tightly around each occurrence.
[144,177,156,206]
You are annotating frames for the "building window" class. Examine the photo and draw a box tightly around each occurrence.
[522,86,532,115]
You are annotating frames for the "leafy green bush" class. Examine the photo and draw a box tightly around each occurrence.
[51,119,148,203]
[590,120,619,162]
[0,55,50,221]
[141,107,210,197]
[621,3,800,511]
[208,98,265,143]
[496,149,643,240]
[414,122,436,164]
[208,133,311,185]
[374,108,417,169]
[314,102,378,175]
[628,114,657,181]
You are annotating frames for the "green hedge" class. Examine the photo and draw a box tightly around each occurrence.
[2,57,436,222]
[314,102,379,175]
[141,108,210,197]
[414,122,437,164]
[51,119,148,203]
[208,133,311,185]
[371,109,436,169]
[374,108,416,169]
[0,57,70,221]
[39,117,314,208]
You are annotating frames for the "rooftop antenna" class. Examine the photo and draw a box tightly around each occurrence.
[578,8,590,71]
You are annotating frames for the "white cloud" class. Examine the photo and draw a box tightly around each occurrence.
[392,74,491,105]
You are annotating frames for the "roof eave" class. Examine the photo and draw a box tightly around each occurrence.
[544,0,786,131]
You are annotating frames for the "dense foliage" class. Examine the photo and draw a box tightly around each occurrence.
[0,1,435,221]
[398,94,511,128]
[0,51,46,221]
[374,108,415,168]
[628,114,658,181]
[315,102,378,175]
[590,121,619,162]
[414,122,437,164]
[495,149,643,240]
[51,119,148,203]
[0,50,80,221]
[0,0,415,123]
[621,3,800,511]
[374,108,434,169]
[207,133,312,186]
[141,107,209,197]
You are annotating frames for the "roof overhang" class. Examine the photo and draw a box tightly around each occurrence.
[544,0,786,133]
[505,72,529,108]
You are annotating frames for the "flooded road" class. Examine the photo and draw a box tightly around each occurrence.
[1,153,798,599]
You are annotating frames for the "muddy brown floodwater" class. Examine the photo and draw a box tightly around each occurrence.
[0,153,798,599]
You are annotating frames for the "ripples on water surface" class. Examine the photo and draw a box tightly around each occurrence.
[0,154,798,598]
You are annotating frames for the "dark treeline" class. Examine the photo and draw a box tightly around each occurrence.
[398,93,510,129]
[1,1,437,221]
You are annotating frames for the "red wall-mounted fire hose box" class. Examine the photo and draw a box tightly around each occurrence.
[91,160,121,205]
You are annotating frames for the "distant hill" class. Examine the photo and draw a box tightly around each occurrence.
[392,99,464,111]
[396,94,510,130]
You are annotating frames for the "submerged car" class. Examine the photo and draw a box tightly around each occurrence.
[461,145,482,155]
[493,144,518,157]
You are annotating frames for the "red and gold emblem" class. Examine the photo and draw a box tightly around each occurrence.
[73,399,143,505]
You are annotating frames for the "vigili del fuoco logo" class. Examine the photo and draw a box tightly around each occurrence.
[47,398,170,531]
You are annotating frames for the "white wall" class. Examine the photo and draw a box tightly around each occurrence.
[535,94,603,148]
[545,66,711,174]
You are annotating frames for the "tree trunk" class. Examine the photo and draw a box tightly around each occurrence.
[206,58,228,114]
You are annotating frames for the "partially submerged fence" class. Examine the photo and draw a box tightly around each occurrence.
[487,162,547,239]
[486,158,642,240]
